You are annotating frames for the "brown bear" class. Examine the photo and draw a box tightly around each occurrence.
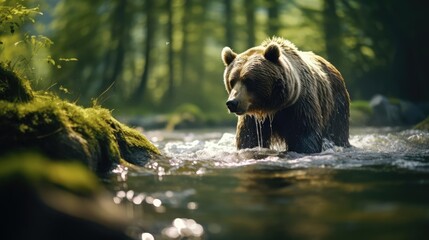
[221,36,350,153]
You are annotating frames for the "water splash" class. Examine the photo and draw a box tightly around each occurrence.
[141,127,429,176]
[163,128,422,174]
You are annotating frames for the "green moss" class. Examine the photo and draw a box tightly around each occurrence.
[388,97,401,106]
[414,117,429,131]
[350,101,372,114]
[0,63,34,102]
[0,65,160,174]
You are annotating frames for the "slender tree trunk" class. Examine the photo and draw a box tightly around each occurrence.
[267,0,280,36]
[131,0,155,103]
[323,0,342,69]
[196,0,207,87]
[93,48,113,98]
[180,0,191,85]
[98,0,129,97]
[165,0,174,102]
[245,0,256,48]
[224,0,234,47]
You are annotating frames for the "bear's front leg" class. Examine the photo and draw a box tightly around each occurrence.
[236,115,271,149]
[286,131,322,153]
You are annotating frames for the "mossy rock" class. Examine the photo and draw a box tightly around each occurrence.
[414,116,429,131]
[0,65,160,174]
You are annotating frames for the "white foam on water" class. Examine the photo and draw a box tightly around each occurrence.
[144,128,429,175]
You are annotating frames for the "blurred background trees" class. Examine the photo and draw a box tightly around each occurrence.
[1,0,428,116]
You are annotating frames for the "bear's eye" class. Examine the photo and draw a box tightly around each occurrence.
[244,77,253,83]
[243,78,256,91]
[230,78,238,88]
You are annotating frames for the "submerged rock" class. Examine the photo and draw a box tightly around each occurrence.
[0,64,160,174]
[369,95,401,126]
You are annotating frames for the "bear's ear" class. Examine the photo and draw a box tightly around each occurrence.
[264,43,281,62]
[222,47,237,66]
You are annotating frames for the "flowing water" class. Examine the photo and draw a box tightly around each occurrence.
[108,127,429,240]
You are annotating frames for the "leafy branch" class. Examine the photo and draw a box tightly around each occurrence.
[0,1,42,43]
[0,0,77,85]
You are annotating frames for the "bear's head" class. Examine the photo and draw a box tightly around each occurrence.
[221,43,300,117]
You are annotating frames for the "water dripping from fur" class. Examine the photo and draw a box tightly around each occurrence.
[254,117,262,149]
[252,113,275,149]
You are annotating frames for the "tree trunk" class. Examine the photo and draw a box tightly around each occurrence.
[165,0,174,102]
[267,0,280,36]
[224,0,234,47]
[195,0,207,88]
[323,0,342,69]
[180,0,191,85]
[245,0,256,48]
[131,1,155,103]
[99,0,129,98]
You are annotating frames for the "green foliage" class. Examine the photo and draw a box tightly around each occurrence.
[0,1,44,70]
[0,0,42,37]
[0,0,77,90]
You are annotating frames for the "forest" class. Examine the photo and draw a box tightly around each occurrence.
[1,0,428,118]
[2,1,429,239]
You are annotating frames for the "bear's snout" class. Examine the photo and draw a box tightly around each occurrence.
[226,99,239,113]
[226,82,251,115]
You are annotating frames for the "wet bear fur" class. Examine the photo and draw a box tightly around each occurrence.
[221,37,350,153]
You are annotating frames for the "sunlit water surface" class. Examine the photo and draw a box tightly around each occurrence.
[108,127,429,240]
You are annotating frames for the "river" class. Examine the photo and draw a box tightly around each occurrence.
[107,127,429,240]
